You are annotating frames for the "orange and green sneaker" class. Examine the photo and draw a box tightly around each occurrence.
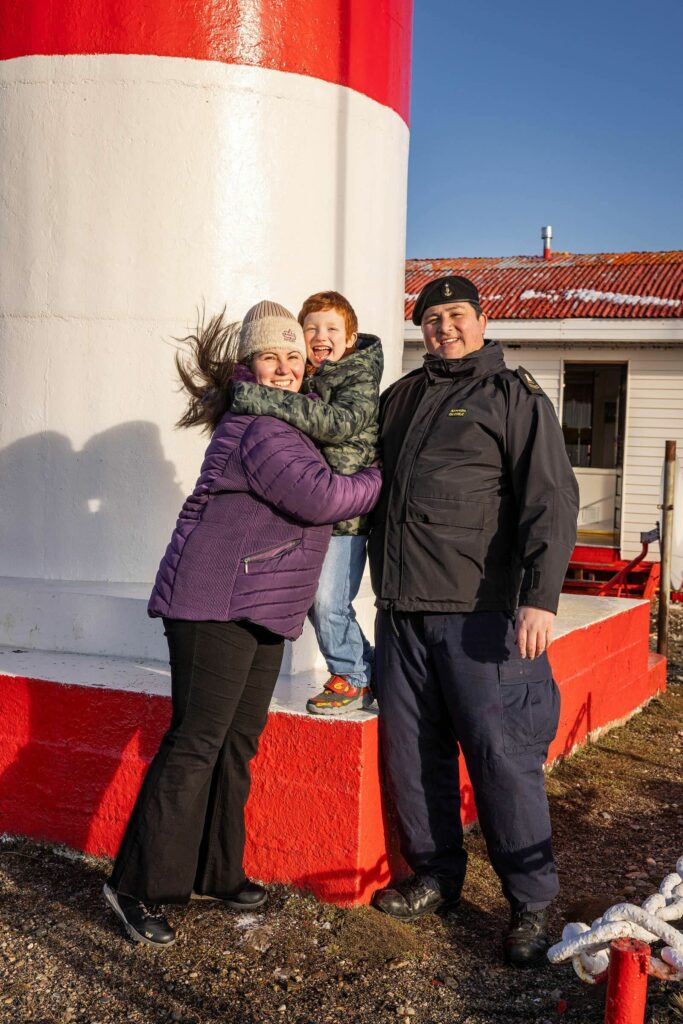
[306,675,373,716]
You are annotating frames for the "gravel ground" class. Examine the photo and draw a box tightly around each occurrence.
[1,604,682,1024]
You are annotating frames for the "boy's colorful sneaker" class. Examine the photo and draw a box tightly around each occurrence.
[306,675,373,716]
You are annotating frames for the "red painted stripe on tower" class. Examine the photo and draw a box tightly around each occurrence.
[0,0,413,123]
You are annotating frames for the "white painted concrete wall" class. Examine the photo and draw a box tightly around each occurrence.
[0,54,409,660]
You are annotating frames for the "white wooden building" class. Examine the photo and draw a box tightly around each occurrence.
[404,251,683,584]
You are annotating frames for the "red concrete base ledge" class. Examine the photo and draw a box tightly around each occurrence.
[0,596,666,906]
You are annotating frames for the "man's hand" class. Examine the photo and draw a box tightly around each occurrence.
[515,606,555,659]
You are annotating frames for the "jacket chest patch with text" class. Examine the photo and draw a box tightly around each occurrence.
[448,408,467,417]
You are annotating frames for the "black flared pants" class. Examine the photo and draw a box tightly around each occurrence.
[110,618,284,904]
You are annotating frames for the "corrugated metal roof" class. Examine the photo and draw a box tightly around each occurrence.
[405,250,683,321]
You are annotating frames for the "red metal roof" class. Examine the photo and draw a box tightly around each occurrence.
[405,250,683,321]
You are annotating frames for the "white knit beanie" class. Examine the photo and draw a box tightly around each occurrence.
[238,300,307,363]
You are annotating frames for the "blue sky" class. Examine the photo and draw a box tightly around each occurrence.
[406,0,683,258]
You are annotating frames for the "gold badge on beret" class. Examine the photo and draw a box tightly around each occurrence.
[442,282,453,298]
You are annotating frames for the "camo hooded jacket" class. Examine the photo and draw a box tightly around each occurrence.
[229,334,383,535]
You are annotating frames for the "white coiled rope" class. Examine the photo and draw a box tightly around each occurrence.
[547,855,683,983]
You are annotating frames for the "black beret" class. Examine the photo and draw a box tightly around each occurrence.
[411,275,480,325]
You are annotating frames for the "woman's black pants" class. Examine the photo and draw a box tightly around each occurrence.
[110,618,284,904]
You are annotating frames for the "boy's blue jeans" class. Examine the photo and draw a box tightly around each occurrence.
[308,535,374,688]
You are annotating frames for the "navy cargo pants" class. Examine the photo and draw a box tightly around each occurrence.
[374,610,561,911]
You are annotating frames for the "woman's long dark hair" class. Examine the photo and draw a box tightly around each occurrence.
[174,308,242,435]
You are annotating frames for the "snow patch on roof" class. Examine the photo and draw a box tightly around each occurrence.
[521,289,560,302]
[520,287,680,309]
[565,288,681,308]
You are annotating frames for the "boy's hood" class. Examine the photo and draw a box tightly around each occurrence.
[312,333,383,384]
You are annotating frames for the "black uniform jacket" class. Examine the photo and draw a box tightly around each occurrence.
[368,340,579,615]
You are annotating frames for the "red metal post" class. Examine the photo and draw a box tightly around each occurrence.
[604,938,650,1024]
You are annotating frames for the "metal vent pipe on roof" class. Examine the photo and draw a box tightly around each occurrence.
[542,225,553,259]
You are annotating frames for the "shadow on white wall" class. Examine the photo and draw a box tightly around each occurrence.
[0,423,185,584]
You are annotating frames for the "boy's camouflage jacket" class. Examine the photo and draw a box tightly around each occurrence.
[230,334,382,535]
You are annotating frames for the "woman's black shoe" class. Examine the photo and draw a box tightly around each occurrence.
[103,883,176,947]
[192,879,268,910]
[372,874,460,921]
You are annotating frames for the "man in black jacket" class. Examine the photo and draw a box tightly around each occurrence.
[368,275,579,967]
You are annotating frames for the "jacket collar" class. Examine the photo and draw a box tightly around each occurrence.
[422,339,505,383]
[312,333,383,383]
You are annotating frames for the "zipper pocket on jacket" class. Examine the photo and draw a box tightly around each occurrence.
[242,539,301,574]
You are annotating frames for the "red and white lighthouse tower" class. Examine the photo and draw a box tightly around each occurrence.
[0,0,414,901]
[0,0,413,658]
[0,1,417,899]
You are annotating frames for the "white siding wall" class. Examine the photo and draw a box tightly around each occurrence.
[401,343,425,375]
[402,338,683,563]
[498,347,562,416]
[620,353,683,563]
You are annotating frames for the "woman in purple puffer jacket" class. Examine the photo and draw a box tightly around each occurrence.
[103,301,381,948]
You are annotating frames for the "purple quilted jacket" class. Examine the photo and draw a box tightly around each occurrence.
[148,412,381,639]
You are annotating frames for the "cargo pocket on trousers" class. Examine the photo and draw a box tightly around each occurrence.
[498,658,560,756]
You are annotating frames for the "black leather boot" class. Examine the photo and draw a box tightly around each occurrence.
[372,875,460,922]
[503,908,550,967]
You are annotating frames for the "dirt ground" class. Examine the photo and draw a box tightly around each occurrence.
[1,604,682,1024]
